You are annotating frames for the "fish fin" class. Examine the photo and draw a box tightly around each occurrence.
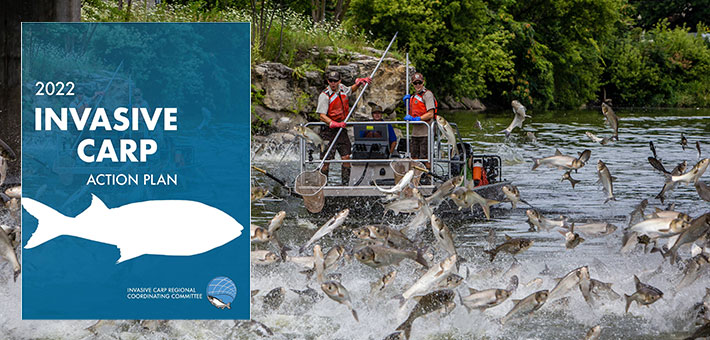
[633,275,641,287]
[116,247,143,263]
[85,194,110,215]
[654,207,662,213]
[658,228,670,233]
[468,287,479,294]
[604,197,616,204]
[504,234,512,241]
[22,197,73,249]
[624,294,632,313]
[511,299,521,304]
[531,158,541,171]
[555,149,562,156]
[351,308,359,322]
[570,178,580,189]
[483,249,496,262]
[558,230,567,237]
[396,321,412,340]
[415,248,429,268]
[611,176,618,182]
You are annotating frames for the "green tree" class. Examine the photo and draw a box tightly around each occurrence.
[347,0,515,100]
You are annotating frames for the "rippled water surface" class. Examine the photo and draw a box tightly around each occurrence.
[2,108,709,339]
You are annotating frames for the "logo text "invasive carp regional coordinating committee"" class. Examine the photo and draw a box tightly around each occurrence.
[126,287,203,300]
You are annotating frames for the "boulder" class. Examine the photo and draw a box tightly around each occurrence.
[461,97,486,111]
[444,95,467,110]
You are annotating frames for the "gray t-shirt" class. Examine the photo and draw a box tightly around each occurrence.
[316,84,352,116]
[412,89,436,137]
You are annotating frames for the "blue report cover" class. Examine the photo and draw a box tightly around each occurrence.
[21,23,250,319]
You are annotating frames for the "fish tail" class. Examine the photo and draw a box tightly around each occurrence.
[531,158,541,171]
[22,197,74,249]
[351,308,359,322]
[415,248,429,268]
[483,249,497,262]
[624,294,632,313]
[570,178,580,189]
[396,320,412,340]
[604,196,616,204]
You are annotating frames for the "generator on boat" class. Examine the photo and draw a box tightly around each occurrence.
[349,123,396,186]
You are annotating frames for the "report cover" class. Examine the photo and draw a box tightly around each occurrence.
[21,23,250,319]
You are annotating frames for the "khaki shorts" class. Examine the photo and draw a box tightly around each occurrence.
[319,126,352,159]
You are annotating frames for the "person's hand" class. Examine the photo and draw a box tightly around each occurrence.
[355,77,372,86]
[412,116,421,121]
[404,115,413,121]
[329,121,347,129]
[402,94,411,102]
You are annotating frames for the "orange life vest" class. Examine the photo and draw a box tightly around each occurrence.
[409,89,437,118]
[324,87,349,122]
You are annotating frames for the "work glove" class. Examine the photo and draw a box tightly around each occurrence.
[329,121,347,129]
[412,116,421,121]
[402,94,411,103]
[355,77,372,86]
[403,115,414,121]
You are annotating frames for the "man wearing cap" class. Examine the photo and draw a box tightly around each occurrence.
[370,104,397,154]
[402,73,436,169]
[316,70,371,185]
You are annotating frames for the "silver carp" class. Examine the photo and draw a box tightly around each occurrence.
[548,266,590,302]
[601,102,619,140]
[355,245,428,268]
[597,160,616,203]
[501,290,548,325]
[532,149,584,171]
[0,227,20,281]
[397,254,457,304]
[624,275,663,313]
[293,125,325,153]
[484,235,533,262]
[321,280,359,322]
[502,100,530,136]
[436,115,459,156]
[695,181,710,202]
[396,289,456,339]
[300,208,349,253]
[431,214,457,256]
[672,158,709,184]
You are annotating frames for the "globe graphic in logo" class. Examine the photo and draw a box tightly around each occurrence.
[206,276,236,309]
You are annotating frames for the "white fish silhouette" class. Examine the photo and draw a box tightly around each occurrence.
[22,194,243,263]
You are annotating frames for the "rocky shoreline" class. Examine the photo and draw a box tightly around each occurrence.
[251,47,485,140]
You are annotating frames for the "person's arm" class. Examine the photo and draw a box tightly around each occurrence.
[350,77,372,92]
[420,109,435,122]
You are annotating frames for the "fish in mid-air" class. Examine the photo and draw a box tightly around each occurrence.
[681,133,688,150]
[624,275,663,313]
[502,100,530,136]
[300,208,349,253]
[500,290,548,324]
[321,280,359,322]
[436,115,459,155]
[484,235,533,261]
[597,160,616,203]
[561,170,581,189]
[396,289,456,339]
[601,102,619,140]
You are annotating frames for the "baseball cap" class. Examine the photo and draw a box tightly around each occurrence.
[370,104,384,114]
[327,71,341,81]
[411,73,425,82]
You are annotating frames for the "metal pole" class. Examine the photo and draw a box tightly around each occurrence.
[316,32,398,171]
[405,53,410,158]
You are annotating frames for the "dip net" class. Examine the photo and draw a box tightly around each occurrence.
[294,170,327,213]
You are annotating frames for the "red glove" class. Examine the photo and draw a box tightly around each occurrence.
[329,121,347,129]
[356,77,372,86]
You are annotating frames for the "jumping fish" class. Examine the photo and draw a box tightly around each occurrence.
[502,100,530,136]
[450,187,500,220]
[355,245,428,268]
[663,213,710,264]
[375,170,414,194]
[601,102,619,140]
[672,159,709,185]
[559,225,585,249]
[22,195,244,263]
[500,290,548,325]
[502,184,532,209]
[548,266,590,302]
[370,269,397,294]
[397,255,457,304]
[321,280,359,322]
[587,278,621,303]
[585,132,612,145]
[681,133,688,150]
[251,250,279,265]
[657,161,687,203]
[624,275,663,313]
[436,115,459,155]
[584,325,602,340]
[532,149,584,171]
[629,199,648,227]
[597,160,616,203]
[460,276,517,312]
[300,208,349,253]
[293,125,325,153]
[431,214,456,256]
[484,235,533,262]
[568,222,617,238]
[396,289,456,339]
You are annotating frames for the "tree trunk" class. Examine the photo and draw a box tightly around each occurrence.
[1,0,81,182]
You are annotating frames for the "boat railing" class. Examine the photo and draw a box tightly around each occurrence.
[300,120,466,180]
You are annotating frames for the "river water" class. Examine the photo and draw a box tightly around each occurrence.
[1,108,709,339]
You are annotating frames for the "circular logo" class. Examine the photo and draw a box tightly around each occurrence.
[206,276,236,310]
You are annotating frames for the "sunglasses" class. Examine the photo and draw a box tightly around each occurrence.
[328,79,340,83]
[413,81,423,85]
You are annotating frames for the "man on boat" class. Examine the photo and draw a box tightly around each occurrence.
[316,70,371,185]
[369,104,397,154]
[403,73,437,182]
